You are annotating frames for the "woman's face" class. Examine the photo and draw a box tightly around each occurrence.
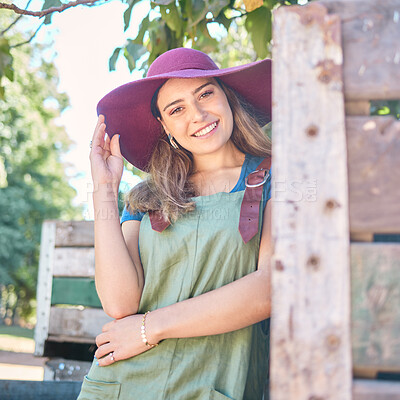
[156,77,234,157]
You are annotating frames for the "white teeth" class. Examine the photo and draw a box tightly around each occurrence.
[193,122,217,137]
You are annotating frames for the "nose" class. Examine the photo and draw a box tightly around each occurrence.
[189,101,207,122]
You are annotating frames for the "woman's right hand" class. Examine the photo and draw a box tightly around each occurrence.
[89,114,124,187]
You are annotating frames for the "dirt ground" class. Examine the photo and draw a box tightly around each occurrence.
[0,331,46,381]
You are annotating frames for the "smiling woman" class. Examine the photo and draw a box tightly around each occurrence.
[79,48,273,400]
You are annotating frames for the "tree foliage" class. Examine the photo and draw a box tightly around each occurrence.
[0,13,80,324]
[109,0,281,75]
[0,0,289,96]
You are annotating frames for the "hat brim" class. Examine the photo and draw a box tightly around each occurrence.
[97,58,271,171]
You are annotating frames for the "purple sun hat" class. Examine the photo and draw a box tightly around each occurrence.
[97,47,272,171]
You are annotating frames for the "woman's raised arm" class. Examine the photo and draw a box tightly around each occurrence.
[90,115,144,318]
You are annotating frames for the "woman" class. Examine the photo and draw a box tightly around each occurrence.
[79,47,272,400]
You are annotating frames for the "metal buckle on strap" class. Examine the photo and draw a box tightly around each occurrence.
[245,169,270,188]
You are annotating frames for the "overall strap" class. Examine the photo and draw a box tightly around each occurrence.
[149,210,170,232]
[150,156,271,236]
[239,157,271,244]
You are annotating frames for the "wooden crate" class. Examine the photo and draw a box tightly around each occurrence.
[34,220,112,375]
[271,1,400,399]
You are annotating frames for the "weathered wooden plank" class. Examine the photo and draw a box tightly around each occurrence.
[351,243,400,375]
[48,307,112,340]
[34,221,56,357]
[53,248,95,277]
[345,101,370,116]
[353,379,400,400]
[347,115,400,233]
[271,3,352,400]
[0,380,82,400]
[51,277,101,308]
[321,0,400,100]
[55,220,94,247]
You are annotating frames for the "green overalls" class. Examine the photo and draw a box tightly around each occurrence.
[78,164,270,400]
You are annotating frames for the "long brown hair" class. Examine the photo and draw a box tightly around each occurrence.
[124,79,271,222]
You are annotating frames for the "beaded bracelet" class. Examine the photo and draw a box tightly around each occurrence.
[141,311,159,349]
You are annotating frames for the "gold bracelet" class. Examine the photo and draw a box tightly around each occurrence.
[141,311,159,348]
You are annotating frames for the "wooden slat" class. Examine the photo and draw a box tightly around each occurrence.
[34,221,56,356]
[353,379,400,400]
[321,0,400,100]
[55,221,94,247]
[345,101,370,116]
[48,307,112,340]
[271,3,352,400]
[347,116,400,233]
[53,248,95,277]
[0,380,82,400]
[51,278,101,308]
[351,243,400,375]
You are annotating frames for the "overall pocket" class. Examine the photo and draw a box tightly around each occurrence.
[210,388,236,400]
[77,375,121,400]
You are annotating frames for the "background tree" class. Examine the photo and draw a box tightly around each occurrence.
[0,0,291,98]
[0,12,80,325]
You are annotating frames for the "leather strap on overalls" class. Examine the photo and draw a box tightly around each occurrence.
[149,157,271,243]
[238,157,271,243]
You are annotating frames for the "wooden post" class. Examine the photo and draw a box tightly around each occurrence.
[34,220,56,356]
[271,3,352,399]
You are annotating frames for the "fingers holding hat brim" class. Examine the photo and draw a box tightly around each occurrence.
[91,114,107,152]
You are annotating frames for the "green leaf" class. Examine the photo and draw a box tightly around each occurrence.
[208,0,230,18]
[160,3,183,37]
[123,0,141,32]
[214,9,231,30]
[152,0,175,4]
[42,0,63,25]
[109,47,122,71]
[132,15,150,44]
[193,20,219,53]
[186,0,207,28]
[245,5,271,59]
[0,37,14,83]
[124,41,147,72]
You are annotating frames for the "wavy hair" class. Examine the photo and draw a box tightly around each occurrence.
[124,79,271,223]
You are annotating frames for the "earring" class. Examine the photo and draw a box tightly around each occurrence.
[167,133,179,150]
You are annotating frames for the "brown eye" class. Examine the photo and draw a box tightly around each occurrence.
[170,107,183,115]
[200,90,213,99]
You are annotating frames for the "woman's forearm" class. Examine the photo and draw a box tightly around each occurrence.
[93,183,143,318]
[147,267,271,343]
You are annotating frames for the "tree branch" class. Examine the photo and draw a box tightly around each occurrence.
[1,0,32,35]
[11,21,45,48]
[0,0,107,18]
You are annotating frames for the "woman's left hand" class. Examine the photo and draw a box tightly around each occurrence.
[94,314,152,366]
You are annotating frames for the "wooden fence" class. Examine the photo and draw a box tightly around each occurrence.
[34,220,110,380]
[271,0,400,399]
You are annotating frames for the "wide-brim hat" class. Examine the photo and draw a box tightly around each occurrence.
[97,47,272,171]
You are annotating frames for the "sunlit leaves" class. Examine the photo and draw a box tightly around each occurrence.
[243,0,263,12]
[245,4,272,59]
[111,0,276,74]
[0,13,79,322]
[124,41,147,72]
[109,47,122,71]
[160,2,183,38]
[123,0,141,31]
[0,37,14,100]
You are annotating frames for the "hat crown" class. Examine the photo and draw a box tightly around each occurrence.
[147,48,219,77]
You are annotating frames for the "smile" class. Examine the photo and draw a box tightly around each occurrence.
[192,121,218,137]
